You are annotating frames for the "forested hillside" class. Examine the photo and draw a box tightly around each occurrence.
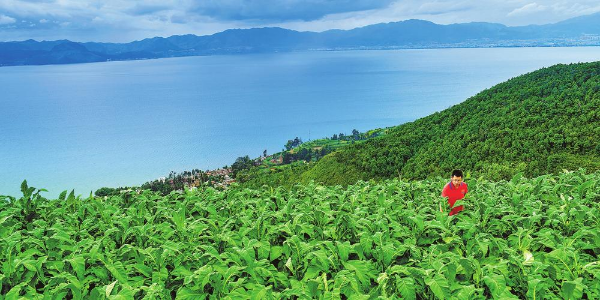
[243,62,600,187]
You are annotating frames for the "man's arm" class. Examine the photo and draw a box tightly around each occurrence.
[440,184,449,212]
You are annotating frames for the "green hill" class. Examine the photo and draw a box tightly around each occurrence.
[243,62,600,187]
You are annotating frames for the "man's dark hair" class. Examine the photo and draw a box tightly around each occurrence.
[452,169,464,178]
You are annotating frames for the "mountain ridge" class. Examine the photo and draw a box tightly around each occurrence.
[2,13,600,66]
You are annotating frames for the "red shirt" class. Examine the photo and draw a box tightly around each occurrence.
[441,182,468,216]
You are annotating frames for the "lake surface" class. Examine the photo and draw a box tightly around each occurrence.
[2,47,600,197]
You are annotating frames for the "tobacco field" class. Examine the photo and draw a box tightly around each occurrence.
[1,170,599,299]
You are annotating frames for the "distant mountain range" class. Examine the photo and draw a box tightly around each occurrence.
[2,12,600,66]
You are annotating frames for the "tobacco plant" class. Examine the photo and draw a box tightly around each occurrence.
[0,170,599,299]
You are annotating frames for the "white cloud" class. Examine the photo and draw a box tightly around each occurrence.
[416,1,473,15]
[190,0,395,22]
[1,0,600,42]
[507,3,548,16]
[0,14,16,24]
[548,2,600,16]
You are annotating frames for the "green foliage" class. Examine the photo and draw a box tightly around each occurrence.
[140,169,207,195]
[94,187,119,197]
[231,156,254,177]
[1,170,599,298]
[235,128,388,187]
[15,180,48,223]
[285,137,303,151]
[246,62,600,187]
[238,161,311,188]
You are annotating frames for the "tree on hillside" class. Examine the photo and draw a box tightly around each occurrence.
[285,137,303,150]
[283,152,294,164]
[95,187,117,197]
[297,148,310,161]
[352,129,361,140]
[231,156,253,177]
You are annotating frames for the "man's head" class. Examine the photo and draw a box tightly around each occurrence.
[451,169,463,187]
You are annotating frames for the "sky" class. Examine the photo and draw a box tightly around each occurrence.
[1,0,600,42]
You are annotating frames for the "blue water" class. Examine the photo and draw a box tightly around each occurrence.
[2,47,600,197]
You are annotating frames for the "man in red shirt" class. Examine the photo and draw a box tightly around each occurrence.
[441,169,468,216]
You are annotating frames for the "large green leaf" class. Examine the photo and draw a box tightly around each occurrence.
[561,278,585,300]
[425,274,449,300]
[175,287,206,300]
[453,284,476,298]
[68,256,86,280]
[269,246,283,261]
[483,274,518,299]
[342,260,373,287]
[101,260,130,287]
[110,285,138,300]
[5,282,28,300]
[105,280,118,297]
[396,277,416,300]
[527,278,548,300]
[337,241,351,262]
